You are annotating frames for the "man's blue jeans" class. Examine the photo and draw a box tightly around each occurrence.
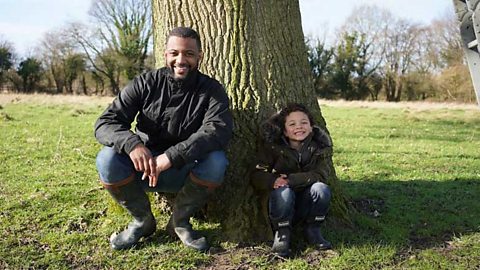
[96,146,228,192]
[269,182,331,225]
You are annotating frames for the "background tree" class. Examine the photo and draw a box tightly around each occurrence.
[70,23,122,95]
[427,12,474,102]
[64,53,87,94]
[330,32,373,100]
[307,38,335,98]
[340,5,388,83]
[381,19,420,102]
[16,57,43,93]
[329,33,356,99]
[39,28,85,94]
[429,12,464,68]
[70,0,151,95]
[0,39,15,90]
[89,0,152,80]
[152,0,349,241]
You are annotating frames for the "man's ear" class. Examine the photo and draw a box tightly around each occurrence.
[198,51,204,63]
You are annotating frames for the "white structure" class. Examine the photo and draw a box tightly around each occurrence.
[453,0,480,105]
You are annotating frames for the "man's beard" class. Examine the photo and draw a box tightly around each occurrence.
[168,64,198,82]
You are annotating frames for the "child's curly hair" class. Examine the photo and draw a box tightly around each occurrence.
[261,103,315,143]
[278,103,315,129]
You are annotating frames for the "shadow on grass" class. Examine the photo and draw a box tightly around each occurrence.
[328,177,480,252]
[97,176,480,265]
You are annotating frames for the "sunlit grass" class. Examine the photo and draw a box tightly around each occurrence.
[1,97,479,269]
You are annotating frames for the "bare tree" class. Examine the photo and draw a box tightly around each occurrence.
[69,0,151,95]
[339,5,390,75]
[382,19,422,102]
[337,5,392,101]
[429,10,464,68]
[38,28,81,94]
[70,22,122,95]
[89,0,152,80]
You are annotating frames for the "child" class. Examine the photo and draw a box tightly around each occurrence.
[250,103,333,257]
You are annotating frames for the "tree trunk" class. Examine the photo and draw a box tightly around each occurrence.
[152,0,349,241]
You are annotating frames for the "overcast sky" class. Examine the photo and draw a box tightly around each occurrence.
[0,0,455,57]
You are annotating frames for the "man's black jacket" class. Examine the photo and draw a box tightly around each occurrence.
[94,67,233,169]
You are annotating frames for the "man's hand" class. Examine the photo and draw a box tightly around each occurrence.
[146,154,172,187]
[147,154,172,187]
[273,174,289,189]
[128,143,156,182]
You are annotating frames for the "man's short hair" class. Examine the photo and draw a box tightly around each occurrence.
[167,27,202,51]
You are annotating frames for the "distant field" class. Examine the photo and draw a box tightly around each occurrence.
[1,92,478,109]
[0,93,114,106]
[1,93,479,269]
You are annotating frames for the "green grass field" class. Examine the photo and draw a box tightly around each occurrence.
[1,95,479,269]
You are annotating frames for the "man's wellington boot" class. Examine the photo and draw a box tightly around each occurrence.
[105,180,156,250]
[271,220,291,257]
[166,176,211,252]
[304,216,332,250]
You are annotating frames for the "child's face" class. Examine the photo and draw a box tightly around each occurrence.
[283,111,313,143]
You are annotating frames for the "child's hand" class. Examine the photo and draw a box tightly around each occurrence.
[273,174,289,189]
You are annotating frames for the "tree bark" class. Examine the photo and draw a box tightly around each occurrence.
[152,0,349,241]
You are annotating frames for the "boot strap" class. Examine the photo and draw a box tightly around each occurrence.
[190,172,220,192]
[101,173,136,191]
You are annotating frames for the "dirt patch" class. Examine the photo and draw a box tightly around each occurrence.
[351,198,385,218]
[199,246,270,270]
[196,243,338,269]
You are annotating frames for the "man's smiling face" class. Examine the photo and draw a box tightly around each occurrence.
[164,36,202,81]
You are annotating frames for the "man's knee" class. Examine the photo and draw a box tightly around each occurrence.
[96,147,134,184]
[202,150,229,174]
[191,151,229,185]
[96,147,117,169]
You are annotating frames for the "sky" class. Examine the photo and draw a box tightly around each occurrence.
[0,0,455,57]
[300,0,454,40]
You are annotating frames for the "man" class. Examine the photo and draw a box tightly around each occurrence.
[94,27,233,252]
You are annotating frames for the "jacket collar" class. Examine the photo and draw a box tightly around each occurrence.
[281,131,314,150]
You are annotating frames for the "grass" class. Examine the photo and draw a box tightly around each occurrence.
[1,95,480,269]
